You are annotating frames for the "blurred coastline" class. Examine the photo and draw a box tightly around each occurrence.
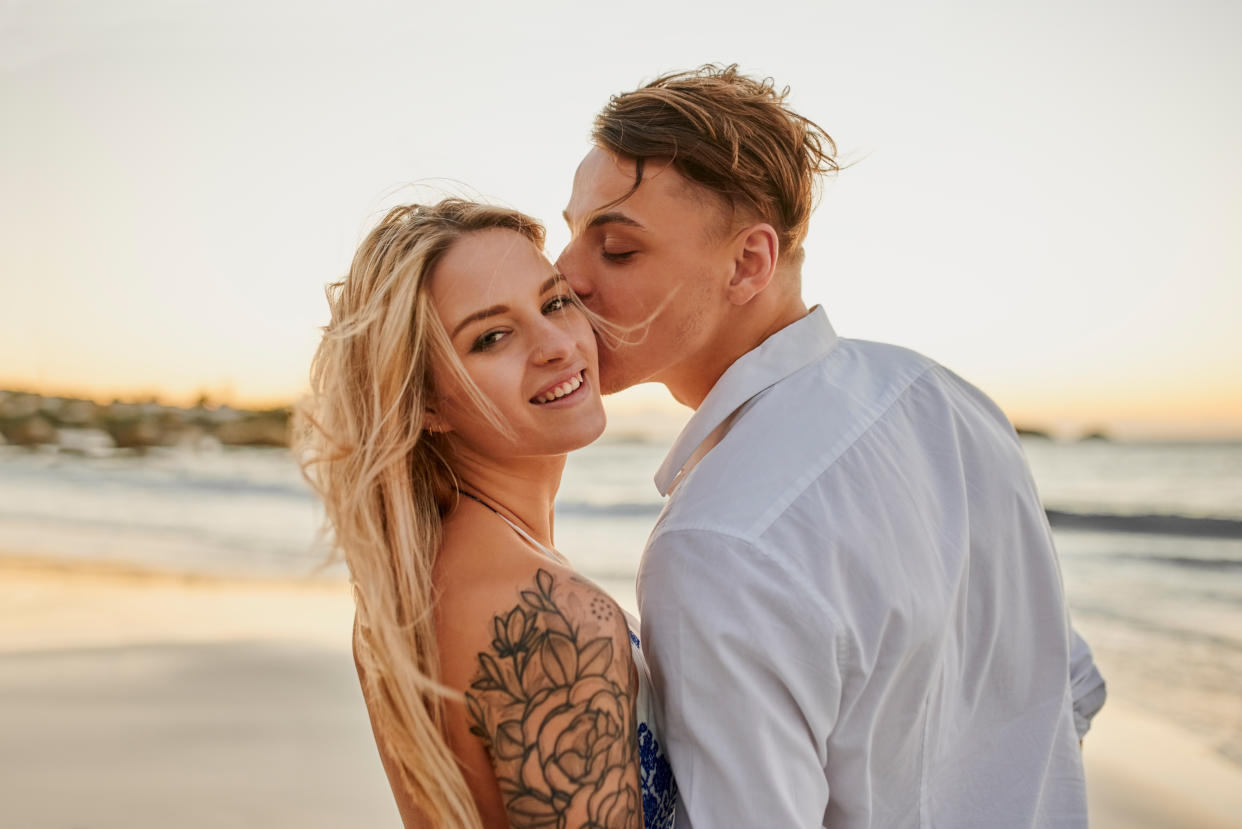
[0,389,293,451]
[2,390,1241,827]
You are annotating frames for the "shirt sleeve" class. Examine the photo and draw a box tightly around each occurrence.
[638,528,842,829]
[1068,624,1106,738]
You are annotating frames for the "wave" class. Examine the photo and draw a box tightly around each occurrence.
[554,500,664,518]
[556,502,1242,545]
[557,502,1242,540]
[1,456,314,502]
[1045,509,1242,540]
[1071,602,1242,652]
[1097,552,1242,572]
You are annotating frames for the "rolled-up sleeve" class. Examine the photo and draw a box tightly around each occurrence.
[638,528,842,829]
[1068,625,1106,738]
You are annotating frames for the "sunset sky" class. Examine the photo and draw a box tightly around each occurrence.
[3,0,1239,438]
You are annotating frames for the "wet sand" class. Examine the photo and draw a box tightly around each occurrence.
[2,555,1239,828]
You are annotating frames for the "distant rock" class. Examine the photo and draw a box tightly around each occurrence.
[1014,426,1052,440]
[2,414,58,446]
[104,417,167,449]
[56,398,103,426]
[0,392,42,420]
[215,410,291,447]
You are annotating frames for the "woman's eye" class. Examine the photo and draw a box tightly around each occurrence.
[602,249,636,263]
[543,295,572,314]
[470,329,507,352]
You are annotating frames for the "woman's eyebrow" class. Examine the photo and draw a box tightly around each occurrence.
[451,304,507,338]
[451,276,567,337]
[540,274,567,293]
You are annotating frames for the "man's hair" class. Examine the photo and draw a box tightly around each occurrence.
[592,63,838,266]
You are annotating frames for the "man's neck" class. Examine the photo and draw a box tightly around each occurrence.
[664,293,809,410]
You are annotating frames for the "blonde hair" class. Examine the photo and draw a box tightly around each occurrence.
[296,199,546,828]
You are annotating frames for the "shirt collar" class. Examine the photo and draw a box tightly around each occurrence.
[655,306,839,495]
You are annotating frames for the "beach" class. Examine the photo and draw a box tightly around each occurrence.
[2,555,1239,828]
[0,555,399,828]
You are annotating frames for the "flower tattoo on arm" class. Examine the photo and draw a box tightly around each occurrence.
[466,569,641,829]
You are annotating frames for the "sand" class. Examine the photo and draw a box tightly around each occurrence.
[0,556,399,829]
[2,555,1240,828]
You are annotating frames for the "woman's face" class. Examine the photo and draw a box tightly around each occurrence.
[428,227,606,458]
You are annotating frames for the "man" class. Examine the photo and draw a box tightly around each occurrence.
[557,65,1106,828]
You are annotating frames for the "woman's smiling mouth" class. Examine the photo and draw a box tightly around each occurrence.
[531,371,585,404]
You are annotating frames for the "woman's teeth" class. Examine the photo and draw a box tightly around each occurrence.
[533,372,583,404]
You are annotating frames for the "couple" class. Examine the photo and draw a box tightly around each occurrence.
[300,65,1107,829]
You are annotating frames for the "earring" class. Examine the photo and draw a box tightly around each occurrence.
[424,408,449,434]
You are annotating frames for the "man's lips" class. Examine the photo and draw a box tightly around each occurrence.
[530,370,585,404]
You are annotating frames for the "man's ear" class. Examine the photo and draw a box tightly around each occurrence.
[726,223,779,306]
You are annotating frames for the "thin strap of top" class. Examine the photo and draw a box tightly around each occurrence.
[455,489,569,566]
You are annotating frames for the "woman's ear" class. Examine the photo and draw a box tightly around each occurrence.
[423,405,451,434]
[726,222,779,306]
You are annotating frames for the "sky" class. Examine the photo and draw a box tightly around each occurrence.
[2,0,1240,438]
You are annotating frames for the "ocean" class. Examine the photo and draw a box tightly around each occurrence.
[2,435,1240,764]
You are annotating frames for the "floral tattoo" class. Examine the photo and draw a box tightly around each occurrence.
[466,569,640,829]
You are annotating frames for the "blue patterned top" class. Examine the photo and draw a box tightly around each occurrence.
[626,624,678,829]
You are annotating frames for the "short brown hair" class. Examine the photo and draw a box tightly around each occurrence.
[592,64,838,265]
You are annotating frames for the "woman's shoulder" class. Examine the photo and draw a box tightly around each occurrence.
[435,510,628,645]
[434,525,643,828]
[434,525,634,695]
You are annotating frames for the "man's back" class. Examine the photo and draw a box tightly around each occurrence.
[638,309,1103,827]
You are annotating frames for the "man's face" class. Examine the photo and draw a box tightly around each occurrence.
[556,148,736,398]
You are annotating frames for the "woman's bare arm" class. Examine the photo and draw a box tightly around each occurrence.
[465,568,642,829]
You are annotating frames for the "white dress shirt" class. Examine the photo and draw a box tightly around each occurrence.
[637,307,1106,828]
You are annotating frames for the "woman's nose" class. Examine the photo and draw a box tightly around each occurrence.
[533,319,575,364]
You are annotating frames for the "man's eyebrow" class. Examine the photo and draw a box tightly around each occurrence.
[451,275,566,338]
[561,209,646,232]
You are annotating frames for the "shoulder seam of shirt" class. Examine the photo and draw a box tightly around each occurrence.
[743,354,939,538]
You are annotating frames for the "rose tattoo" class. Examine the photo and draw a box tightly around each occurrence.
[467,569,640,829]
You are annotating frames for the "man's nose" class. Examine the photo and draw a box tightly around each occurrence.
[555,245,592,299]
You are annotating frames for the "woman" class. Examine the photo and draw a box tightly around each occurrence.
[298,199,676,829]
